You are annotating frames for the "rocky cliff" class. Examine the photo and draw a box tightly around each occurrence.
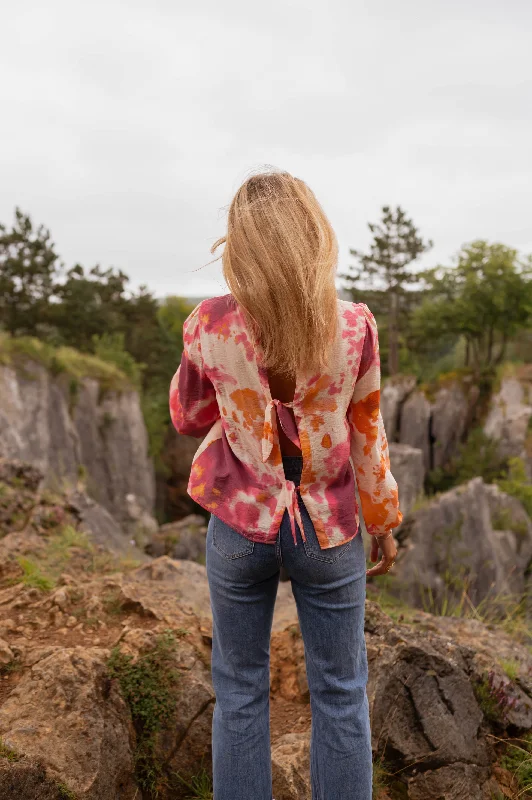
[0,352,155,529]
[381,367,532,481]
[1,459,532,800]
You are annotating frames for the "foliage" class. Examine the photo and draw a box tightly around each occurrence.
[0,738,20,762]
[497,457,532,518]
[92,332,144,387]
[0,208,197,461]
[413,241,532,372]
[341,205,432,375]
[107,631,181,796]
[0,209,60,336]
[16,556,56,592]
[426,428,507,495]
[0,333,132,392]
[500,733,532,795]
[56,783,77,800]
[173,769,213,799]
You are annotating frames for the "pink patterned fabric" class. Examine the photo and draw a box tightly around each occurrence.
[169,294,402,549]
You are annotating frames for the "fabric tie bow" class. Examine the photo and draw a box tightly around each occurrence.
[279,479,306,547]
[262,398,305,546]
[261,398,301,463]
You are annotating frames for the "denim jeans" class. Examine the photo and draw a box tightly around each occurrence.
[205,455,372,800]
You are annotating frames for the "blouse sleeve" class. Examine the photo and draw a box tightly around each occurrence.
[347,304,403,535]
[169,302,220,438]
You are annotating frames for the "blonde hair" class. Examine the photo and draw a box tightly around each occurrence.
[211,169,339,377]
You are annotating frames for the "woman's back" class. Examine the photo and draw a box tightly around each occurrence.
[172,169,400,800]
[169,292,401,550]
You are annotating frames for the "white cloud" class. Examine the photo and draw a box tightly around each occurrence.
[1,0,531,297]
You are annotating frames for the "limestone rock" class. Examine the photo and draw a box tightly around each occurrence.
[0,647,137,799]
[271,733,311,800]
[392,478,532,611]
[431,379,478,470]
[0,637,14,667]
[146,514,208,562]
[389,443,424,519]
[380,375,417,441]
[485,371,532,478]
[123,493,158,547]
[68,489,149,560]
[0,360,155,526]
[399,390,432,470]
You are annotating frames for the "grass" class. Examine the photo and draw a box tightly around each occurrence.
[0,739,20,762]
[56,783,77,800]
[173,769,213,799]
[11,524,142,591]
[499,658,520,681]
[107,630,181,797]
[497,457,532,519]
[372,755,392,798]
[473,675,505,723]
[500,733,532,796]
[0,333,132,393]
[16,556,56,592]
[491,507,529,538]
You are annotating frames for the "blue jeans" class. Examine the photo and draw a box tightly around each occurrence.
[206,455,372,800]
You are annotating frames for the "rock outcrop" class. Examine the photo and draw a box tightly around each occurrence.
[485,368,532,479]
[388,443,424,519]
[382,374,480,477]
[391,476,532,613]
[0,359,155,526]
[2,458,532,800]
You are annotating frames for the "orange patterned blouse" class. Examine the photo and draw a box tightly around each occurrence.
[169,294,402,549]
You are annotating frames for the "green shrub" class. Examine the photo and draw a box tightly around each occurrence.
[92,332,144,388]
[107,631,181,796]
[500,733,532,794]
[16,557,56,592]
[426,428,507,494]
[0,333,132,392]
[497,458,532,518]
[0,739,20,762]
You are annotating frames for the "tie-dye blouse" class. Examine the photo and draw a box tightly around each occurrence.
[169,294,402,549]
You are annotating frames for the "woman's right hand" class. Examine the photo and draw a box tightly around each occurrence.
[366,532,397,577]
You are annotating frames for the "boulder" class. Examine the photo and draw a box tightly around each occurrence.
[0,647,137,799]
[389,443,424,519]
[146,514,207,562]
[271,733,311,800]
[123,492,159,548]
[392,477,532,612]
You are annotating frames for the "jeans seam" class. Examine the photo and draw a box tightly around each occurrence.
[275,534,283,567]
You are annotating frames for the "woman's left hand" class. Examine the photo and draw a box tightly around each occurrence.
[366,532,397,577]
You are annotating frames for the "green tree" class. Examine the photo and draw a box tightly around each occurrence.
[341,206,432,375]
[52,264,131,351]
[0,208,61,335]
[413,241,532,371]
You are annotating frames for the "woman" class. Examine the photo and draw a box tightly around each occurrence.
[170,170,401,800]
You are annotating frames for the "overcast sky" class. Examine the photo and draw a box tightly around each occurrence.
[2,0,531,298]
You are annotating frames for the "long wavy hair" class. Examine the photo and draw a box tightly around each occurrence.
[211,169,339,377]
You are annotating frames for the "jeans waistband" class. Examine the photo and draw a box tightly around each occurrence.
[282,455,303,485]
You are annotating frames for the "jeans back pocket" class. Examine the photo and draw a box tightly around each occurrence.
[301,507,356,564]
[211,515,255,560]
